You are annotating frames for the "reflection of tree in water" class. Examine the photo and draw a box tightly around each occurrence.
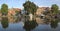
[23,20,38,31]
[1,17,9,29]
[15,17,21,23]
[50,19,58,29]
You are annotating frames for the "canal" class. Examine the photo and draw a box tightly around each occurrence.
[0,16,60,31]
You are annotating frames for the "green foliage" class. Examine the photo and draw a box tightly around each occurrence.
[42,4,59,26]
[1,4,8,15]
[1,17,8,29]
[51,4,59,14]
[50,19,58,29]
[23,20,38,31]
[23,1,38,15]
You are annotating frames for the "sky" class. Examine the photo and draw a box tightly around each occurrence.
[0,0,60,9]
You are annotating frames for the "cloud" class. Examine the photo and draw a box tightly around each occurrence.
[50,0,59,1]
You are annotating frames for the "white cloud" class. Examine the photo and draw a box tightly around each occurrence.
[38,5,51,8]
[51,0,59,1]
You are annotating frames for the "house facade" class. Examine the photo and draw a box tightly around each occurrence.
[8,8,21,16]
[36,7,51,16]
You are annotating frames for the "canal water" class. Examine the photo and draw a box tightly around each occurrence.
[0,17,60,31]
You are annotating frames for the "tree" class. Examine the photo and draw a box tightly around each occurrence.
[23,20,38,31]
[42,4,59,25]
[1,17,9,29]
[1,4,8,16]
[50,20,58,29]
[23,1,38,15]
[51,4,59,14]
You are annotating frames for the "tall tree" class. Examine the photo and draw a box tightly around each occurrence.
[51,4,59,14]
[1,17,9,29]
[23,1,38,15]
[42,4,59,23]
[1,4,8,16]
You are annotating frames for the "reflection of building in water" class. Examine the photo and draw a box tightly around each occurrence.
[0,10,2,20]
[0,16,21,23]
[0,17,1,21]
[36,17,45,24]
[8,16,21,23]
[8,16,16,23]
[0,10,2,16]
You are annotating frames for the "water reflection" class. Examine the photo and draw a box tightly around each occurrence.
[50,20,58,29]
[0,16,60,31]
[1,17,9,29]
[8,16,21,23]
[23,20,38,31]
[0,16,21,29]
